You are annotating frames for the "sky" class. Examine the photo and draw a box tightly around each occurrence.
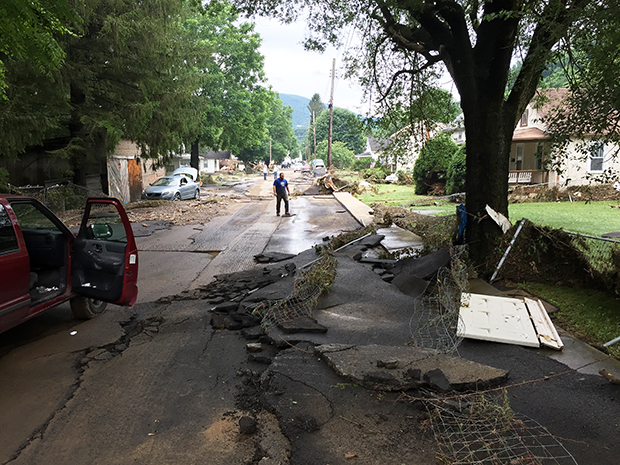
[250,16,459,115]
[251,17,369,114]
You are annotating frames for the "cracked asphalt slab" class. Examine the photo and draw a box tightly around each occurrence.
[0,301,286,465]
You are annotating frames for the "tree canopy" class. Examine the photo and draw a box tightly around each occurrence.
[236,0,618,265]
[312,107,365,155]
[1,0,272,184]
[307,93,325,119]
[0,0,77,98]
[237,93,298,164]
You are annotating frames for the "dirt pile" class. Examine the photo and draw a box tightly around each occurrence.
[509,183,620,203]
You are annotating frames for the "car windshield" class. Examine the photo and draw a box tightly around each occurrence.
[152,177,175,186]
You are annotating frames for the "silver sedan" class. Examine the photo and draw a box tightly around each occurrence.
[143,176,201,201]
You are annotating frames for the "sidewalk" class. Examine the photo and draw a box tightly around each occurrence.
[332,191,375,227]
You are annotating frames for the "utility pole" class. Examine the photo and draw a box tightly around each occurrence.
[327,58,335,169]
[312,111,317,158]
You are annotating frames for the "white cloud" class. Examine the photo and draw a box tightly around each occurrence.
[251,17,368,113]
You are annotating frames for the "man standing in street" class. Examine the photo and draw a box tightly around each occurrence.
[272,171,291,216]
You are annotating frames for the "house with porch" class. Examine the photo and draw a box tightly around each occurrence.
[510,88,620,187]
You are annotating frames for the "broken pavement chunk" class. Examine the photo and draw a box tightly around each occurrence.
[375,224,423,253]
[278,316,328,334]
[358,234,385,248]
[316,344,508,391]
[376,359,399,369]
[246,342,262,352]
[389,248,451,281]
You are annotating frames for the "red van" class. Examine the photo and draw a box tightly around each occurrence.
[0,195,138,334]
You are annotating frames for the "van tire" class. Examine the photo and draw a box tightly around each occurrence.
[70,297,108,320]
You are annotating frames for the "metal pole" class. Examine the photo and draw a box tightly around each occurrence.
[490,218,527,282]
[603,335,620,348]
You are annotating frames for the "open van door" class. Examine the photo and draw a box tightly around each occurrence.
[71,198,138,307]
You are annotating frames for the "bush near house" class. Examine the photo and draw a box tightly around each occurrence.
[446,143,466,194]
[362,166,390,183]
[353,156,374,171]
[413,132,458,194]
[396,170,413,185]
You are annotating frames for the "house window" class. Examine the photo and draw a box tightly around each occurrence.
[535,143,544,170]
[589,141,604,172]
[520,110,528,127]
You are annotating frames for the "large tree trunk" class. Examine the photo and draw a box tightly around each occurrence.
[190,138,200,170]
[462,98,513,266]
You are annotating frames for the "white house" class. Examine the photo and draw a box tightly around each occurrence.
[510,88,620,186]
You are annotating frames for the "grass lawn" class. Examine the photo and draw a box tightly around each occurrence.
[355,182,620,236]
[520,282,620,359]
[356,184,424,205]
[508,201,620,236]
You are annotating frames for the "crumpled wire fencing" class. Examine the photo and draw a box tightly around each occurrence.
[409,246,468,355]
[252,253,338,331]
[424,391,579,465]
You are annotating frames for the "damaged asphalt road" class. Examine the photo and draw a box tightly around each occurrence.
[2,247,620,464]
[1,172,620,465]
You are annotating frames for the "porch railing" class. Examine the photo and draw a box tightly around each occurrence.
[508,170,548,184]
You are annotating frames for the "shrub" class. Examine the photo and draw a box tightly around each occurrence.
[353,157,374,171]
[446,143,466,194]
[413,132,458,194]
[362,166,390,183]
[396,170,412,185]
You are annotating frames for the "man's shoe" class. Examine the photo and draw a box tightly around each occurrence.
[276,213,280,216]
[283,212,291,216]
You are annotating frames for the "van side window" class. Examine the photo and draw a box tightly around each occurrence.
[0,205,19,255]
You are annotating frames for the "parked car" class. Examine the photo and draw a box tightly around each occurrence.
[172,167,201,185]
[0,195,139,334]
[293,162,304,172]
[143,175,201,201]
[311,159,326,177]
[300,163,311,174]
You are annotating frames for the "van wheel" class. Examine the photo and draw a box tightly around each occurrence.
[195,189,200,200]
[70,297,108,320]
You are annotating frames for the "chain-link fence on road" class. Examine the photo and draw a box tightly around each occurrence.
[425,391,579,465]
[252,253,338,331]
[410,247,468,355]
